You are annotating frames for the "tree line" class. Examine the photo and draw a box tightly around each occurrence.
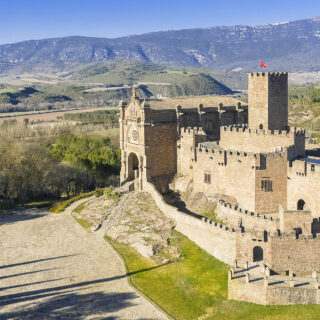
[0,133,120,208]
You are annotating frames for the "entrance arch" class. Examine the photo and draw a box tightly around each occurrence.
[253,246,263,262]
[127,153,139,181]
[297,199,305,211]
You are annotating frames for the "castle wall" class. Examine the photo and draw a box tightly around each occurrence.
[228,279,268,305]
[144,181,237,265]
[177,128,206,177]
[235,232,271,265]
[287,161,320,217]
[192,148,288,213]
[255,153,287,213]
[279,207,313,235]
[229,277,320,305]
[144,122,177,192]
[219,127,300,154]
[192,148,256,211]
[217,201,278,233]
[269,235,320,275]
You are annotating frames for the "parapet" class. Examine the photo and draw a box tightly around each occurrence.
[249,72,288,78]
[222,125,305,137]
[200,216,238,234]
[218,200,277,222]
[181,126,206,135]
[197,144,286,161]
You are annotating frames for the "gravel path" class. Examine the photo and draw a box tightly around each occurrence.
[0,202,168,319]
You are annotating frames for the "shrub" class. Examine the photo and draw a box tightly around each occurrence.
[104,187,121,202]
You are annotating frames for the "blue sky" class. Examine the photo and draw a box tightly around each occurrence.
[0,0,319,44]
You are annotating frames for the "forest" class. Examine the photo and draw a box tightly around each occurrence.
[0,120,120,208]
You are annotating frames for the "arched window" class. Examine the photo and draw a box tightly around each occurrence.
[259,124,264,129]
[253,246,263,262]
[297,199,305,211]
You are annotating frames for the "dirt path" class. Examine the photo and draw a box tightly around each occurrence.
[0,204,167,319]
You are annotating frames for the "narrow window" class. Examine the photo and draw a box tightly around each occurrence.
[204,173,211,184]
[261,179,272,192]
[311,164,315,172]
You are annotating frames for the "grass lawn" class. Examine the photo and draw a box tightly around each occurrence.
[109,232,320,320]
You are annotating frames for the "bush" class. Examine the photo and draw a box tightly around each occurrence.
[104,187,121,202]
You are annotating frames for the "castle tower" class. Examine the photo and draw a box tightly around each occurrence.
[248,72,288,131]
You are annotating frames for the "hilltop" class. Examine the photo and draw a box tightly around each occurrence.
[2,18,320,74]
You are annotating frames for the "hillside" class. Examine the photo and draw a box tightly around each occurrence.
[0,63,234,112]
[2,18,320,74]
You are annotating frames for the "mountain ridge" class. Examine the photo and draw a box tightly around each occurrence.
[2,18,320,73]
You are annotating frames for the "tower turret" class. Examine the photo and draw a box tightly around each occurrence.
[248,72,288,131]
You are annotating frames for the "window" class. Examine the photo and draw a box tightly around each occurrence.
[311,164,315,172]
[204,173,211,184]
[261,179,272,192]
[297,199,305,211]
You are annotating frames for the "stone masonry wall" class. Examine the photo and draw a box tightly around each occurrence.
[192,148,256,211]
[219,127,302,154]
[255,153,287,213]
[269,235,320,275]
[145,123,177,180]
[288,160,320,218]
[229,277,320,305]
[217,201,278,233]
[144,181,237,265]
[248,72,288,131]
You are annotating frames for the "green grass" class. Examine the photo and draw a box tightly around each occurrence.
[49,191,95,213]
[73,201,88,214]
[108,232,320,320]
[74,216,92,230]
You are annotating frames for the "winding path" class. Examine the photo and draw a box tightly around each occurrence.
[0,202,167,319]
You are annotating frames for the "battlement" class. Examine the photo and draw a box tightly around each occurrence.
[249,72,288,78]
[200,216,238,233]
[222,125,305,137]
[228,263,320,305]
[197,144,287,161]
[181,126,206,135]
[218,200,276,222]
[219,125,304,155]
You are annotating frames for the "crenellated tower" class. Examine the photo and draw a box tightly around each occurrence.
[248,72,288,131]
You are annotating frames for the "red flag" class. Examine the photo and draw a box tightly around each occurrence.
[259,59,268,69]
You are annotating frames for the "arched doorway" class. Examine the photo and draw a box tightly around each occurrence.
[127,153,139,181]
[253,246,263,262]
[297,199,305,211]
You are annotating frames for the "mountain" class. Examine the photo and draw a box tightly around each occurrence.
[0,62,234,112]
[2,18,320,74]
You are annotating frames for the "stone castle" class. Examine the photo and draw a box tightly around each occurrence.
[120,72,320,305]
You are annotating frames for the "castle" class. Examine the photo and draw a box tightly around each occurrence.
[120,72,320,305]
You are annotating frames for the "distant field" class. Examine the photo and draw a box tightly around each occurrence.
[0,107,113,123]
